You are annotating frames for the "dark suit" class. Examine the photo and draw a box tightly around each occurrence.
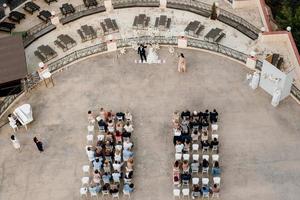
[138,45,147,62]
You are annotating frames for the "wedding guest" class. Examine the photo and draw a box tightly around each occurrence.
[33,137,44,152]
[210,109,218,123]
[88,110,95,124]
[178,53,187,72]
[123,183,134,193]
[125,111,132,122]
[138,44,147,62]
[10,135,21,151]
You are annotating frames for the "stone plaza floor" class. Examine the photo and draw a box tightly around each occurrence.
[0,48,300,200]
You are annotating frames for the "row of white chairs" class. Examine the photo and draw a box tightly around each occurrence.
[173,187,219,199]
[80,187,131,199]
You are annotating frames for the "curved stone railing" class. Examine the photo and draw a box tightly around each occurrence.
[0,36,261,117]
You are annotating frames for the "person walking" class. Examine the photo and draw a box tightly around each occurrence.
[137,44,147,63]
[178,53,187,72]
[10,135,21,152]
[33,137,44,152]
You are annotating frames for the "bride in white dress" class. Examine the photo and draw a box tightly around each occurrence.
[147,44,159,64]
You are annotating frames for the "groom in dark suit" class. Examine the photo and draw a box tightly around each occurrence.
[137,44,147,63]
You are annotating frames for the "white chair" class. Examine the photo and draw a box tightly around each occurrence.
[202,166,209,174]
[213,177,221,186]
[96,116,101,122]
[212,154,219,162]
[192,144,199,152]
[211,124,218,132]
[102,190,110,198]
[182,179,189,186]
[9,122,18,133]
[182,188,190,199]
[173,188,181,199]
[202,178,209,186]
[87,125,94,134]
[123,189,131,199]
[97,134,105,141]
[81,177,89,186]
[82,165,90,174]
[90,190,98,199]
[203,191,210,198]
[124,178,132,184]
[192,177,199,185]
[192,154,199,161]
[80,187,88,199]
[212,134,219,140]
[112,192,120,199]
[87,134,94,144]
[191,163,199,174]
[203,155,209,162]
[212,192,220,198]
[183,154,190,161]
[175,153,182,160]
[212,145,218,153]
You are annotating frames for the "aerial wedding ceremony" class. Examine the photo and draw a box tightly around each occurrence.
[0,0,300,200]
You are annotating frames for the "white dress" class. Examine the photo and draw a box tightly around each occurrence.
[147,47,159,64]
[11,138,20,149]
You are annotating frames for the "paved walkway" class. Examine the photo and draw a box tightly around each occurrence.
[0,48,300,200]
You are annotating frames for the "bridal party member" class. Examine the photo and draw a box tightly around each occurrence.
[137,44,147,63]
[178,53,187,73]
[33,137,44,152]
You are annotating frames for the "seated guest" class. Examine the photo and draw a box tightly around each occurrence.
[202,158,209,169]
[123,131,131,141]
[105,132,113,142]
[181,123,189,135]
[190,119,200,131]
[191,130,199,141]
[212,161,221,176]
[93,158,102,171]
[116,121,124,132]
[95,147,104,158]
[107,120,115,133]
[210,137,219,148]
[115,141,123,151]
[103,160,112,173]
[104,149,113,162]
[126,157,134,172]
[201,131,209,142]
[110,185,120,196]
[173,160,181,172]
[125,111,132,122]
[105,141,113,151]
[124,122,134,133]
[181,109,191,120]
[210,184,220,195]
[89,182,101,193]
[112,170,121,182]
[102,183,110,192]
[8,113,21,126]
[88,110,95,124]
[192,184,201,199]
[98,119,107,131]
[181,172,191,183]
[200,186,210,196]
[116,112,125,121]
[172,111,180,124]
[123,139,133,150]
[123,183,134,193]
[173,174,180,186]
[106,110,114,121]
[201,119,209,131]
[175,141,184,153]
[113,160,123,172]
[183,140,191,153]
[123,148,134,161]
[201,140,209,150]
[182,160,189,172]
[124,171,133,183]
[210,109,218,123]
[192,111,200,121]
[173,127,182,145]
[102,172,111,184]
[86,147,95,162]
[93,170,101,184]
[114,149,122,162]
[203,110,209,121]
[99,107,106,120]
[114,131,123,143]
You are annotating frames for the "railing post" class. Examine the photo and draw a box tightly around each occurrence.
[104,0,114,12]
[159,0,167,10]
[178,36,187,48]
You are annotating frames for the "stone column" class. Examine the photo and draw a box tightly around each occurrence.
[160,0,167,10]
[178,36,187,48]
[107,36,117,52]
[246,51,257,69]
[50,11,60,26]
[104,0,113,12]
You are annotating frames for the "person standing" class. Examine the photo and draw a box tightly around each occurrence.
[178,53,187,72]
[10,135,21,152]
[137,44,147,63]
[33,137,44,152]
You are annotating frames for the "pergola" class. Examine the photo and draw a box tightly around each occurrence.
[0,36,27,96]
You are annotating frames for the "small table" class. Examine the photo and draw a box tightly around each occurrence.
[24,2,40,14]
[8,11,25,23]
[60,3,75,16]
[204,28,223,42]
[38,10,52,22]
